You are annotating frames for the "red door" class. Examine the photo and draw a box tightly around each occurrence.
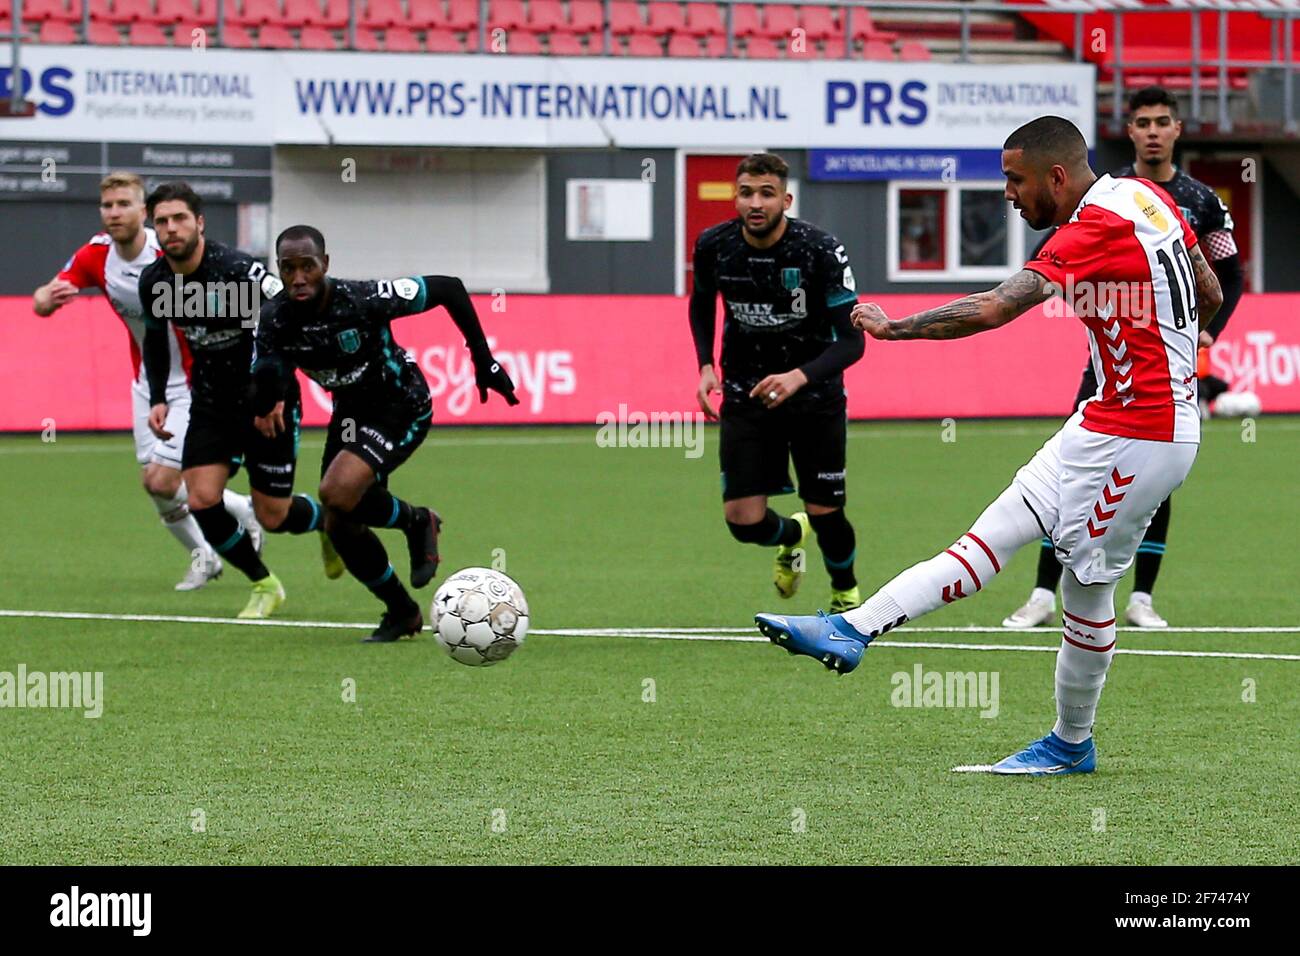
[1183,157,1255,292]
[684,154,747,294]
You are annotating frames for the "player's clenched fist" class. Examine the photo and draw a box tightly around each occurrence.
[851,302,893,339]
[148,403,173,440]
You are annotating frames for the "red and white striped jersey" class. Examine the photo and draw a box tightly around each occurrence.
[57,228,192,394]
[1026,173,1201,444]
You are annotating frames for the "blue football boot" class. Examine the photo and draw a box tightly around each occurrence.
[754,611,870,674]
[988,732,1097,776]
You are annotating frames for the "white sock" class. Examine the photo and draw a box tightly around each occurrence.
[151,486,210,558]
[1053,574,1119,744]
[221,488,256,528]
[840,484,1041,638]
[1030,586,1056,608]
[1128,590,1152,607]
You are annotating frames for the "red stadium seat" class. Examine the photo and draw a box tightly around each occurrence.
[800,5,837,41]
[361,0,403,28]
[849,9,896,43]
[38,19,77,41]
[129,21,169,42]
[25,0,82,22]
[509,29,542,52]
[785,34,817,59]
[113,0,165,24]
[609,2,642,36]
[621,33,662,56]
[526,0,564,34]
[731,4,762,38]
[548,31,595,55]
[667,32,702,56]
[154,0,197,24]
[568,0,601,34]
[257,23,296,46]
[320,0,349,28]
[298,24,337,47]
[488,0,525,31]
[88,19,123,43]
[681,3,722,38]
[761,4,797,40]
[897,40,930,61]
[352,25,381,49]
[190,0,216,25]
[279,0,317,25]
[701,32,727,56]
[647,2,686,36]
[462,24,478,49]
[742,35,779,58]
[173,21,213,44]
[384,26,422,50]
[424,27,463,51]
[219,22,255,46]
[407,0,445,28]
[229,0,281,27]
[445,0,477,31]
[860,38,893,60]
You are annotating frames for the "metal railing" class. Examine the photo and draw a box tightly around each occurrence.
[4,0,1297,132]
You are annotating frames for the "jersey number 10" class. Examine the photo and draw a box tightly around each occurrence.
[1155,237,1197,331]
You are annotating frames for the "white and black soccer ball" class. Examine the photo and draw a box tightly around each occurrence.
[431,567,529,667]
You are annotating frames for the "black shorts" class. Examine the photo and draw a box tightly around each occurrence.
[719,394,847,508]
[321,379,432,482]
[182,393,302,498]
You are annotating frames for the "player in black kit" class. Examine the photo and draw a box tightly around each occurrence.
[690,153,866,612]
[1002,87,1245,630]
[251,225,519,642]
[140,182,331,621]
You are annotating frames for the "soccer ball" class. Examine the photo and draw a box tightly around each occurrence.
[431,567,529,666]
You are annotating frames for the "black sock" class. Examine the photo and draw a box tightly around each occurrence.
[1133,496,1171,595]
[727,509,802,547]
[808,509,857,590]
[351,484,416,531]
[329,518,416,614]
[1034,537,1064,591]
[191,503,270,581]
[267,495,323,535]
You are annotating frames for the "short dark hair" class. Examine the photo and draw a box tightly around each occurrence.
[145,181,202,218]
[736,152,789,183]
[275,224,327,257]
[1128,86,1179,119]
[1003,116,1089,170]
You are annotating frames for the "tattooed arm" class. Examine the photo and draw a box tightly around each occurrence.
[1187,242,1224,333]
[852,269,1054,341]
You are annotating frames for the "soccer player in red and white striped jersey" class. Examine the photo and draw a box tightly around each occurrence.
[755,117,1223,775]
[31,172,261,591]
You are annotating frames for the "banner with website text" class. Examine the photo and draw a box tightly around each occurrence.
[2,294,1296,433]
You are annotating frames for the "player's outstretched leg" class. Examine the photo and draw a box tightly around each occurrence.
[349,484,442,589]
[987,572,1115,776]
[1002,538,1061,628]
[326,512,423,642]
[142,466,222,592]
[725,500,807,598]
[756,484,1042,673]
[1126,495,1171,628]
[808,507,860,612]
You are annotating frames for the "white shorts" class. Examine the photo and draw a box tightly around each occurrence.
[1013,413,1198,585]
[131,383,191,470]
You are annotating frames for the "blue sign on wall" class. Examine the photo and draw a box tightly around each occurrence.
[809,148,1008,182]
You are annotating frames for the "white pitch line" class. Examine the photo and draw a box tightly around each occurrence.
[538,625,1300,635]
[0,609,1297,661]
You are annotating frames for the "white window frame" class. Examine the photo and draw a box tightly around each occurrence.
[886,179,1024,283]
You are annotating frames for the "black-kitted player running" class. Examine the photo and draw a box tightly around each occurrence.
[251,225,519,642]
[1002,86,1244,629]
[140,182,331,621]
[690,152,866,612]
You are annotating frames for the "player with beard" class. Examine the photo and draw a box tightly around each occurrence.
[250,225,519,642]
[1002,87,1245,630]
[690,153,866,612]
[139,183,336,620]
[31,172,261,591]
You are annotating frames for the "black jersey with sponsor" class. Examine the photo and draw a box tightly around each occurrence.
[1114,165,1237,258]
[693,217,859,406]
[253,276,431,400]
[139,239,282,409]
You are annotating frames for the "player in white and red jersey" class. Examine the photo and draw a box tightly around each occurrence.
[755,117,1223,776]
[31,171,260,591]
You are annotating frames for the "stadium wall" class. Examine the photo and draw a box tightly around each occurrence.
[4,293,1297,433]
